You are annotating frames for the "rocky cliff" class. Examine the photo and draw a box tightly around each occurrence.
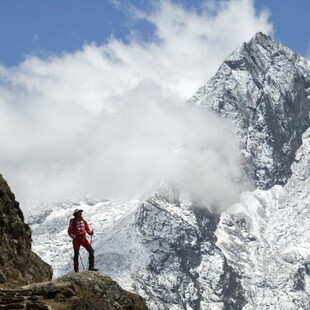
[0,174,52,286]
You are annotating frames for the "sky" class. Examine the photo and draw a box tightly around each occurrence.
[0,0,307,212]
[0,0,309,67]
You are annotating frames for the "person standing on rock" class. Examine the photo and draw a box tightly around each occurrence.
[68,209,98,272]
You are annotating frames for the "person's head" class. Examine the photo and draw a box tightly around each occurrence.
[73,209,83,217]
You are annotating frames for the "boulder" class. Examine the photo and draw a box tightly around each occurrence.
[21,271,149,310]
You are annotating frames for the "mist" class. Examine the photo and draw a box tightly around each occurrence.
[0,0,270,212]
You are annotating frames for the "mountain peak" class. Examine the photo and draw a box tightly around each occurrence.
[189,34,310,189]
[224,32,299,74]
[251,32,273,44]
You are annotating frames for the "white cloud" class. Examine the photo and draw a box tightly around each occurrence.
[0,0,271,212]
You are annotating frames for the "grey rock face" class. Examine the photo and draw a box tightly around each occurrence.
[133,183,246,310]
[188,32,310,189]
[56,271,148,310]
[0,174,52,286]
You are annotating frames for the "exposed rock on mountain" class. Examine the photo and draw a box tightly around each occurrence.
[0,174,52,286]
[0,271,148,309]
[216,128,310,309]
[22,271,148,310]
[133,185,246,309]
[188,32,310,189]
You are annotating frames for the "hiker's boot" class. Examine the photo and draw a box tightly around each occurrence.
[89,267,98,271]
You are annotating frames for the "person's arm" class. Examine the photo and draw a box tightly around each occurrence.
[84,221,93,235]
[68,219,75,239]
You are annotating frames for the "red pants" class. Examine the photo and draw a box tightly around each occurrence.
[73,236,95,271]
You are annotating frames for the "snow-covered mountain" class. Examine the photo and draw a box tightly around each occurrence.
[188,32,310,189]
[28,33,310,309]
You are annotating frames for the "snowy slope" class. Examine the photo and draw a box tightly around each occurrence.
[28,198,141,279]
[28,33,310,310]
[216,129,310,309]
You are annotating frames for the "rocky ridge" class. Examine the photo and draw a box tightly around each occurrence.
[0,271,148,310]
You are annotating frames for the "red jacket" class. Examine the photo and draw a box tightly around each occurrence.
[68,215,92,238]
